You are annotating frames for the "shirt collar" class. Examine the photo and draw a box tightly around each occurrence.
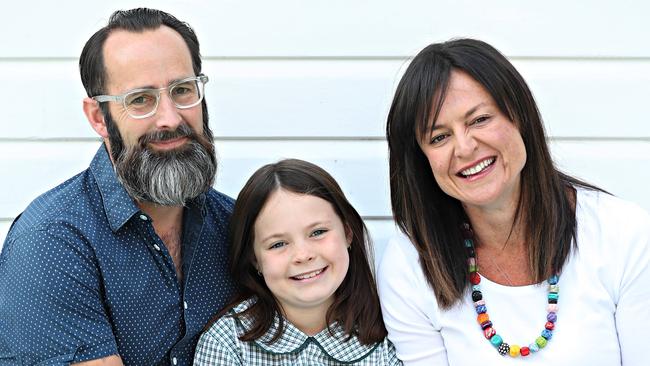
[89,144,139,232]
[233,300,381,363]
[89,144,209,233]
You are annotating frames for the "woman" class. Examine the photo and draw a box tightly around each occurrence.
[378,38,650,365]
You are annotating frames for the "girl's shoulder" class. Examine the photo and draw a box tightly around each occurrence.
[201,300,251,343]
[195,301,253,365]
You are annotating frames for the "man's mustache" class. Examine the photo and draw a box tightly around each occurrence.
[138,124,195,147]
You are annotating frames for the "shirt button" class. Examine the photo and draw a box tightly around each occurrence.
[172,357,178,365]
[183,301,188,310]
[153,244,161,251]
[139,214,148,221]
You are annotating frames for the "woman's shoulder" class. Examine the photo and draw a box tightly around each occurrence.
[377,230,433,288]
[576,187,650,231]
[379,231,420,268]
[574,187,650,273]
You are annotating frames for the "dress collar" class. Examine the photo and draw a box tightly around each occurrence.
[233,300,381,363]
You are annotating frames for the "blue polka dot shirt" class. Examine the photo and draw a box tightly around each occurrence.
[0,144,235,365]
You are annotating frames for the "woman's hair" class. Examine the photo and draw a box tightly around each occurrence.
[211,159,386,344]
[386,38,599,308]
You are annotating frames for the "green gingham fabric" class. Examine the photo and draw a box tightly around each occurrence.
[194,300,402,365]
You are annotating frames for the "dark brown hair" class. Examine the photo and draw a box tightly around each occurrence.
[79,8,212,159]
[386,38,600,308]
[210,159,386,345]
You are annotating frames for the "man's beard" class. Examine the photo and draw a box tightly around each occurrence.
[105,111,217,206]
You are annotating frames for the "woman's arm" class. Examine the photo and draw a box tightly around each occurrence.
[377,236,449,366]
[614,211,650,366]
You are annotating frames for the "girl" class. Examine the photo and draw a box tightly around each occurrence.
[195,159,400,365]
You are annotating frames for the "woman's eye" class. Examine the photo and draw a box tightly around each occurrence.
[472,115,490,125]
[310,229,328,237]
[269,241,286,249]
[430,134,448,145]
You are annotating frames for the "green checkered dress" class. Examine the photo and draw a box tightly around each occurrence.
[194,300,401,365]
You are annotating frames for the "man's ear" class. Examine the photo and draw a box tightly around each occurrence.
[83,97,109,139]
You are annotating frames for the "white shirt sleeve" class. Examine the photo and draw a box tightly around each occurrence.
[377,235,449,366]
[612,207,650,366]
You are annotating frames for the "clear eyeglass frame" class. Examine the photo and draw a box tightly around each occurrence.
[92,74,209,119]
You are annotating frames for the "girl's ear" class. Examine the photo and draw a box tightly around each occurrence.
[252,260,262,275]
[345,224,353,246]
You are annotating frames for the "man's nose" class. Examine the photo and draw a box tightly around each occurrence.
[154,92,183,130]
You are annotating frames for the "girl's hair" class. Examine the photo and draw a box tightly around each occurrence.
[386,38,601,308]
[209,159,386,344]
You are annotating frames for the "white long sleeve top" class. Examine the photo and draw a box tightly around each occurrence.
[377,188,650,365]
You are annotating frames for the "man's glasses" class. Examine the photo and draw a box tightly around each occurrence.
[92,75,209,119]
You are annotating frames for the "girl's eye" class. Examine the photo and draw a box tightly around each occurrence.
[310,229,328,237]
[269,241,286,249]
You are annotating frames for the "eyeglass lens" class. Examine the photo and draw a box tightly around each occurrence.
[124,79,203,117]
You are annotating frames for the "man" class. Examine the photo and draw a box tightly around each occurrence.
[0,8,234,365]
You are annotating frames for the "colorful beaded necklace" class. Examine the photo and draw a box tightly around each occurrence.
[463,225,559,357]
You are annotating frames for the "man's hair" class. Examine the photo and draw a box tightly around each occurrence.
[79,8,202,97]
[209,159,387,345]
[79,8,209,133]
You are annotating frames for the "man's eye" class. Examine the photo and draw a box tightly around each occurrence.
[126,93,154,106]
[172,86,191,95]
[172,82,196,96]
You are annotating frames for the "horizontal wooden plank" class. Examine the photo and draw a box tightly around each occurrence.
[550,140,650,210]
[2,140,649,221]
[2,59,650,139]
[1,1,649,58]
[0,140,390,219]
[0,221,9,250]
[0,216,396,264]
[365,219,399,266]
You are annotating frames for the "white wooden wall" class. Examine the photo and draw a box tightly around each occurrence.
[2,0,650,261]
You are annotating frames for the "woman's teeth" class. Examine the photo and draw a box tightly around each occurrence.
[461,158,495,177]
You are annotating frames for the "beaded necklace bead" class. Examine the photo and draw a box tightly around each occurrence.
[463,225,558,358]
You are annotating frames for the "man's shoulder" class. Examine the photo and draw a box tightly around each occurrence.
[204,189,235,216]
[8,169,95,240]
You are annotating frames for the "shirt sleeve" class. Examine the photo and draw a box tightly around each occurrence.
[614,209,650,366]
[0,226,118,364]
[376,236,449,366]
[193,318,242,366]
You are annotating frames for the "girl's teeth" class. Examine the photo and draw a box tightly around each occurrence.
[294,268,324,280]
